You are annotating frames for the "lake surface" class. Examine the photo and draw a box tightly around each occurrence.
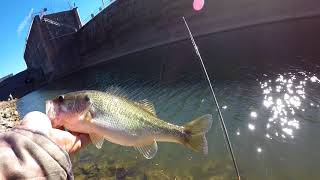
[17,60,320,179]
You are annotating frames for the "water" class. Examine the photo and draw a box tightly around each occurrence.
[16,61,320,179]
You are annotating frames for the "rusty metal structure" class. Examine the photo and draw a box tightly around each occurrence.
[24,8,82,79]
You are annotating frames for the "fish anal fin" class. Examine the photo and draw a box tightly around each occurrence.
[134,140,158,159]
[135,99,156,115]
[89,133,104,149]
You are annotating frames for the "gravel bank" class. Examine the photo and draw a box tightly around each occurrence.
[0,98,20,132]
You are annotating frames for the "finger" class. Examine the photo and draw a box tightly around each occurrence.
[68,133,91,154]
[77,133,91,146]
[49,129,74,152]
[56,126,65,130]
[53,125,65,130]
[49,129,91,154]
[20,111,52,134]
[69,131,91,145]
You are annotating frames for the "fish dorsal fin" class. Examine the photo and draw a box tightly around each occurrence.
[134,140,158,159]
[134,99,156,115]
[89,133,104,149]
[106,86,128,99]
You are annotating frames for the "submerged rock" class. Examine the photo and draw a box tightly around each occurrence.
[115,167,127,180]
[82,163,95,172]
[145,169,171,180]
[78,162,100,178]
[107,166,116,177]
[97,162,109,171]
[201,160,219,174]
[173,175,194,180]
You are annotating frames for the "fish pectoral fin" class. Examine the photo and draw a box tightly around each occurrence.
[89,133,104,149]
[80,110,93,122]
[134,140,158,159]
[134,99,156,115]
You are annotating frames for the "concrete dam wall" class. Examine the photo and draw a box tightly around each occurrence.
[73,0,320,80]
[25,0,320,79]
[78,0,320,65]
[2,0,320,100]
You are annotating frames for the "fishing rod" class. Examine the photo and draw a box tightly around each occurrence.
[182,16,241,180]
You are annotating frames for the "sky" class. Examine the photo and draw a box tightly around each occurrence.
[0,0,109,78]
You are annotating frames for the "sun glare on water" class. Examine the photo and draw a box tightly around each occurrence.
[256,72,319,141]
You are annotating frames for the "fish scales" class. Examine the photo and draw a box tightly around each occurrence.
[46,90,213,159]
[89,91,183,137]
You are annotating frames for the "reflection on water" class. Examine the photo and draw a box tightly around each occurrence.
[16,63,320,179]
[258,72,320,141]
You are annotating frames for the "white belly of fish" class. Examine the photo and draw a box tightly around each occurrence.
[90,120,153,147]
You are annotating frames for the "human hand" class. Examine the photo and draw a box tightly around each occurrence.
[19,111,90,154]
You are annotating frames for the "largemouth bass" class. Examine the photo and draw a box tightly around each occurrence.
[46,90,212,159]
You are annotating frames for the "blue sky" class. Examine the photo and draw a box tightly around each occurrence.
[0,0,109,78]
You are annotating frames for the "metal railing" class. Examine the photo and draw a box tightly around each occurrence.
[81,0,117,25]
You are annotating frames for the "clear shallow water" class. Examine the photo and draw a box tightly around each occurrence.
[17,62,320,179]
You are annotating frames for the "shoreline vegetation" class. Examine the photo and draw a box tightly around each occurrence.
[0,95,20,132]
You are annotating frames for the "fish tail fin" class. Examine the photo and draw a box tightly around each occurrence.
[182,114,213,155]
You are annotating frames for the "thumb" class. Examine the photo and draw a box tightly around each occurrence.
[20,111,52,135]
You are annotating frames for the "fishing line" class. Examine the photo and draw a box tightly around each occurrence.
[182,16,241,180]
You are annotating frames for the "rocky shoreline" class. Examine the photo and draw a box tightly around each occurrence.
[0,96,20,133]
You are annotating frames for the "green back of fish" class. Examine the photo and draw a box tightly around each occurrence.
[85,90,178,136]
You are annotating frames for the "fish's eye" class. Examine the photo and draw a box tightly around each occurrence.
[58,95,64,103]
[85,95,90,102]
